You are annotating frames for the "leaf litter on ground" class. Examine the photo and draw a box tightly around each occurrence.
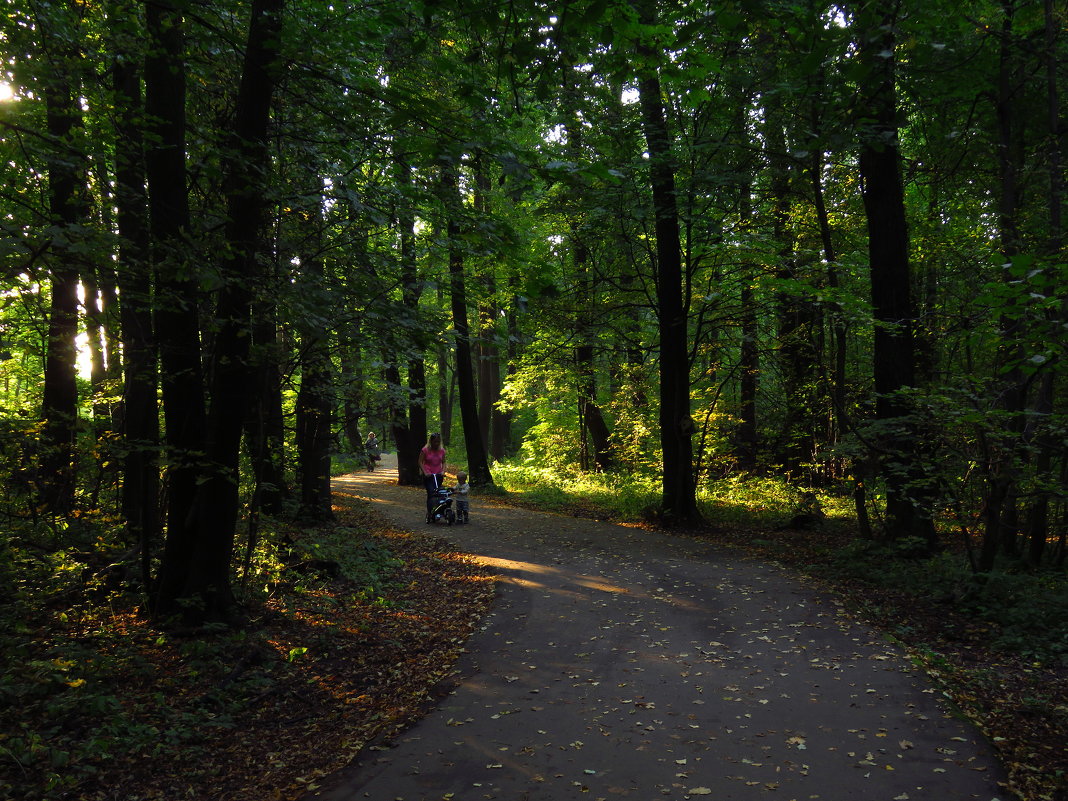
[0,491,494,801]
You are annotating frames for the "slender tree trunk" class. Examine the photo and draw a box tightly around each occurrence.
[737,168,759,471]
[296,330,334,522]
[392,158,427,485]
[437,315,453,445]
[38,2,88,514]
[441,161,492,485]
[562,79,614,472]
[337,328,365,452]
[81,269,108,423]
[767,115,817,479]
[981,0,1030,570]
[856,0,935,547]
[635,22,700,523]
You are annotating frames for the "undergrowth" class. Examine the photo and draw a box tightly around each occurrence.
[0,510,404,800]
[491,461,853,528]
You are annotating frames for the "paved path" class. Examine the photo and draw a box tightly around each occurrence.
[315,457,1006,801]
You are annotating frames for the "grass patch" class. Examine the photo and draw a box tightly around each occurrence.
[490,460,853,529]
[491,462,659,520]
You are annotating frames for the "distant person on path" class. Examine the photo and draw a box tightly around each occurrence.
[365,431,381,471]
[417,432,446,516]
[454,471,470,523]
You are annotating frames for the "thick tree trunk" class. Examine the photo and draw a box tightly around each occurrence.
[1023,0,1065,565]
[187,0,284,618]
[856,0,935,548]
[442,162,493,485]
[153,0,283,622]
[472,155,495,456]
[635,32,700,524]
[112,39,160,584]
[246,298,288,516]
[146,0,207,617]
[296,335,334,521]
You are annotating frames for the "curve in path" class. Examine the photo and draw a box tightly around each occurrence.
[315,456,1006,801]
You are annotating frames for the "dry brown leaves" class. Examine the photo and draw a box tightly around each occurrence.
[73,495,495,801]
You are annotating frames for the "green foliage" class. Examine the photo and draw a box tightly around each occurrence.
[698,476,850,527]
[824,544,1068,666]
[493,460,660,520]
[493,459,853,529]
[292,524,404,596]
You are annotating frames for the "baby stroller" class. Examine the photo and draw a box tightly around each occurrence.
[426,478,456,525]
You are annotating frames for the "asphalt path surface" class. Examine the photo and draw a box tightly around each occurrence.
[315,456,1007,801]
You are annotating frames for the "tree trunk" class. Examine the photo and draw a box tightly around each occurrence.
[635,24,700,524]
[981,0,1030,570]
[187,0,283,620]
[1023,0,1065,566]
[246,295,288,516]
[392,160,427,485]
[436,282,454,444]
[737,279,759,472]
[112,30,161,584]
[38,2,88,515]
[856,0,935,547]
[441,161,492,485]
[146,0,207,617]
[296,333,334,522]
[155,0,283,622]
[337,328,365,452]
[562,79,615,473]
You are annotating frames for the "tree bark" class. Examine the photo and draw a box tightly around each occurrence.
[442,161,493,485]
[112,25,161,585]
[980,0,1030,570]
[856,0,935,548]
[146,0,207,617]
[154,0,283,622]
[189,0,286,616]
[296,330,334,522]
[38,1,88,514]
[562,76,614,473]
[392,157,427,485]
[246,294,288,516]
[635,22,700,523]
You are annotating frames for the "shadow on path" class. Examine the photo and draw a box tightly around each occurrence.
[315,459,1006,801]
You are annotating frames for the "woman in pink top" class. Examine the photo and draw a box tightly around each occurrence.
[417,432,446,517]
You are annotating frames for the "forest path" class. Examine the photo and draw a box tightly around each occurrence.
[315,456,1006,801]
